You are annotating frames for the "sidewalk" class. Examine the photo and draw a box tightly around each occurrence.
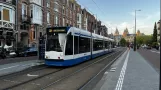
[93,49,159,90]
[0,59,44,76]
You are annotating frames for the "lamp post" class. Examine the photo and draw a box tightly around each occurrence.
[134,9,141,51]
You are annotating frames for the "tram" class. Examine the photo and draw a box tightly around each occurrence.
[45,27,115,66]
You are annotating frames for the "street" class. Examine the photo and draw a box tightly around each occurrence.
[0,56,38,65]
[137,48,160,73]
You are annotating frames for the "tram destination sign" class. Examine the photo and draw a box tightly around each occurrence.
[47,28,66,33]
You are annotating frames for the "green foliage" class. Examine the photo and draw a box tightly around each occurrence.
[120,38,126,46]
[136,36,144,45]
[136,35,152,45]
[152,42,159,48]
[152,22,157,42]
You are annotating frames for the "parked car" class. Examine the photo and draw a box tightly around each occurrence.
[146,44,151,49]
[19,47,38,57]
[0,48,6,59]
[9,50,16,58]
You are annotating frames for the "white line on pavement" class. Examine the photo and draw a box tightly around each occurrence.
[115,50,130,90]
[0,65,19,71]
[0,62,44,71]
[150,50,160,54]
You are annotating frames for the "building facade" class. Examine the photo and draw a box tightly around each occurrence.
[114,28,122,45]
[122,28,134,43]
[0,0,110,49]
[100,25,108,36]
[0,0,16,48]
[157,20,160,43]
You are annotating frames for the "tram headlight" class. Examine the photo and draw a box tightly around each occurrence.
[46,55,49,59]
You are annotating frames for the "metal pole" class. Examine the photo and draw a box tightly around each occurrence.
[134,10,136,51]
[15,0,18,50]
[91,22,93,59]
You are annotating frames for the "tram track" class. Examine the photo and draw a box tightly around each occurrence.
[1,67,65,90]
[2,48,125,90]
[39,49,125,90]
[0,65,47,80]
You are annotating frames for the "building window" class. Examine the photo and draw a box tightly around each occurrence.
[6,40,11,46]
[47,0,50,7]
[40,32,42,37]
[22,3,27,15]
[30,5,33,18]
[0,6,1,20]
[77,14,79,21]
[63,17,65,26]
[33,30,36,39]
[55,15,58,25]
[54,1,59,12]
[47,11,50,24]
[0,41,1,46]
[62,6,65,14]
[20,24,29,30]
[3,8,10,21]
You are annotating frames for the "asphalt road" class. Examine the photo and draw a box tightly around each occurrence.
[137,48,160,73]
[0,56,38,65]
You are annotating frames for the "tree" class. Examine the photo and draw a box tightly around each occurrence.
[120,38,126,46]
[136,35,152,45]
[136,36,144,45]
[152,22,157,42]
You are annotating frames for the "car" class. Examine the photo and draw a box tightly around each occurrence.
[9,50,16,58]
[0,48,6,59]
[146,45,151,49]
[19,47,38,57]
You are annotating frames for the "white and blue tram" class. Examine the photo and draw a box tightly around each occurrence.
[45,27,115,66]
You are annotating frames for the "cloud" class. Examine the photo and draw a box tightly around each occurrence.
[103,11,159,35]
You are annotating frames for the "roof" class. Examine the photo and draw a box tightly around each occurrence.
[68,27,114,41]
[127,34,135,36]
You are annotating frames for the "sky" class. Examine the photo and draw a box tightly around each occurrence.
[77,0,160,35]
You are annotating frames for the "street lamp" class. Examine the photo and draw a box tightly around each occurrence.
[134,9,141,51]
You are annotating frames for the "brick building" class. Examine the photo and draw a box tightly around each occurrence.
[0,0,16,49]
[0,0,109,49]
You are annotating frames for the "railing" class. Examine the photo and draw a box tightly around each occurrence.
[21,14,31,23]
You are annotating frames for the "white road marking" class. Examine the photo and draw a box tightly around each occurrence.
[110,67,116,72]
[150,50,160,54]
[0,65,19,71]
[115,51,130,90]
[104,72,108,74]
[27,74,39,77]
[31,82,41,86]
[0,62,44,71]
[3,79,21,83]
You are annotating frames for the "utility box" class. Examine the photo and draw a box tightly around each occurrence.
[38,37,45,60]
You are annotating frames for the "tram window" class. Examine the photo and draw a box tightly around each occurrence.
[74,36,79,54]
[85,38,90,52]
[46,34,62,52]
[105,41,108,49]
[93,39,104,51]
[93,39,97,51]
[79,37,90,53]
[65,33,73,55]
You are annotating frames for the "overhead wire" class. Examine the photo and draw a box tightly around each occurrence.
[90,0,117,33]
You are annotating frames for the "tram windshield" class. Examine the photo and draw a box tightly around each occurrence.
[46,33,64,52]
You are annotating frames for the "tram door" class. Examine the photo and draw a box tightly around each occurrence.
[39,37,45,60]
